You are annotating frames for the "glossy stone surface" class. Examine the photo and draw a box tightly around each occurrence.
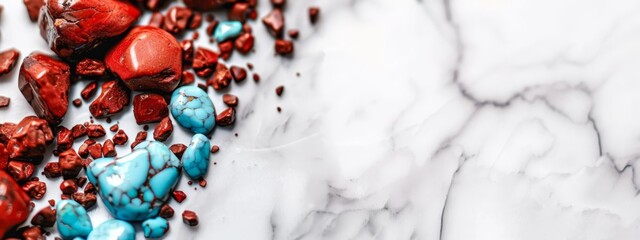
[182,134,210,179]
[89,80,130,118]
[7,116,53,163]
[170,86,216,134]
[56,200,93,240]
[87,219,135,240]
[0,170,31,238]
[133,93,169,124]
[38,0,141,59]
[214,21,243,42]
[0,49,20,76]
[18,52,70,126]
[105,26,182,93]
[86,141,181,221]
[142,217,170,239]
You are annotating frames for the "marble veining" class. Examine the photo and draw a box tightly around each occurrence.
[3,0,640,239]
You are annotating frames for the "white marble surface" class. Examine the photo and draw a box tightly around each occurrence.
[3,0,640,239]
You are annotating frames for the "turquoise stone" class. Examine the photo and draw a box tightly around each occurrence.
[183,133,210,179]
[142,217,170,239]
[87,219,135,240]
[56,200,93,240]
[213,21,243,42]
[170,86,216,134]
[86,141,181,221]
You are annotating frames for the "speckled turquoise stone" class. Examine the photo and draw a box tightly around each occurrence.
[56,200,93,240]
[87,219,135,240]
[170,86,216,134]
[183,133,210,179]
[142,217,170,239]
[214,21,243,42]
[86,141,181,221]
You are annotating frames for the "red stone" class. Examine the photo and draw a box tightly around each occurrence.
[309,7,320,24]
[228,3,250,22]
[182,0,233,11]
[181,71,195,86]
[81,81,98,100]
[0,96,9,108]
[0,123,16,145]
[163,6,192,35]
[0,144,8,171]
[153,117,173,142]
[223,94,238,107]
[87,142,103,159]
[102,139,116,157]
[109,124,119,132]
[172,190,187,203]
[182,210,198,226]
[275,85,284,96]
[169,144,187,159]
[288,29,299,39]
[159,204,174,218]
[19,53,70,126]
[21,180,46,200]
[0,170,31,238]
[56,126,73,152]
[72,192,97,209]
[234,33,254,54]
[38,0,141,59]
[75,59,107,78]
[275,40,294,55]
[31,207,56,228]
[181,40,195,64]
[271,0,285,7]
[105,26,182,93]
[84,183,96,194]
[210,145,219,153]
[7,116,53,163]
[22,225,45,240]
[78,139,95,159]
[59,179,78,194]
[148,12,164,28]
[72,98,82,107]
[86,124,106,138]
[58,149,82,178]
[43,162,61,178]
[218,41,233,60]
[193,47,218,78]
[0,49,20,76]
[23,0,44,22]
[262,9,284,37]
[208,63,232,90]
[7,161,35,182]
[216,108,236,126]
[230,66,246,82]
[71,124,87,138]
[112,130,128,145]
[133,93,169,124]
[189,12,203,29]
[89,80,130,118]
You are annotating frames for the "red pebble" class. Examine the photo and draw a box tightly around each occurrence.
[56,126,74,152]
[0,122,16,145]
[172,190,187,203]
[228,3,250,22]
[38,0,141,59]
[234,33,254,54]
[102,139,116,157]
[309,7,320,24]
[0,171,31,237]
[210,145,219,153]
[133,93,169,124]
[153,117,173,142]
[89,80,130,118]
[59,149,83,178]
[72,98,82,107]
[182,210,198,226]
[230,66,247,82]
[183,0,227,11]
[87,142,103,159]
[275,85,284,96]
[112,130,129,145]
[109,124,119,132]
[86,124,106,138]
[0,96,9,108]
[181,71,195,86]
[72,192,97,209]
[181,40,195,64]
[59,179,78,194]
[275,40,294,55]
[170,144,187,159]
[23,0,44,22]
[43,162,61,178]
[7,161,35,182]
[189,12,203,29]
[193,47,218,78]
[262,9,285,37]
[0,49,20,76]
[81,81,98,100]
[163,6,193,35]
[288,29,299,39]
[159,204,174,218]
[22,180,46,200]
[209,63,232,90]
[19,53,70,125]
[222,94,238,107]
[31,207,56,228]
[75,59,107,78]
[7,116,53,163]
[218,41,233,60]
[216,108,236,126]
[71,124,87,138]
[106,26,182,93]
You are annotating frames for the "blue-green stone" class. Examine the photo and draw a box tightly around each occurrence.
[86,219,135,240]
[182,133,210,179]
[56,200,93,240]
[142,217,170,239]
[170,86,216,134]
[213,21,243,42]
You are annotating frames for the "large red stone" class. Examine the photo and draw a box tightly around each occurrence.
[19,52,70,126]
[0,170,31,238]
[133,93,169,124]
[182,0,235,11]
[105,26,182,93]
[38,0,141,59]
[89,80,130,118]
[6,116,54,163]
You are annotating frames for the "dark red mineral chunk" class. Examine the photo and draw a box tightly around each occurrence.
[89,80,130,118]
[19,52,70,126]
[182,0,232,11]
[133,93,169,124]
[275,40,294,55]
[23,0,44,22]
[193,47,218,78]
[59,179,77,195]
[38,0,141,59]
[209,63,232,90]
[159,204,174,218]
[182,210,198,226]
[223,94,238,107]
[102,139,116,157]
[148,12,164,28]
[234,33,254,54]
[228,3,250,22]
[309,7,320,24]
[0,49,20,76]
[105,26,182,93]
[172,190,186,203]
[275,85,284,96]
[75,59,107,78]
[0,96,10,108]
[153,117,173,142]
[58,149,83,178]
[7,161,35,182]
[216,108,236,126]
[262,9,284,37]
[86,124,106,138]
[71,124,87,138]
[181,40,195,64]
[169,144,187,159]
[43,162,61,178]
[0,123,16,145]
[230,66,246,82]
[21,180,46,199]
[81,81,98,100]
[31,207,56,228]
[112,130,129,145]
[7,116,53,163]
[56,126,73,152]
[218,41,234,60]
[181,71,195,86]
[0,170,31,237]
[163,6,193,35]
[72,192,97,209]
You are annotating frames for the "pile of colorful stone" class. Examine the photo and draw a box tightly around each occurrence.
[0,0,319,239]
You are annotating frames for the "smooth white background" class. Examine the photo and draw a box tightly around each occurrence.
[4,0,640,239]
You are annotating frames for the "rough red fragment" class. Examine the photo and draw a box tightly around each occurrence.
[230,66,246,82]
[59,179,77,194]
[218,41,233,60]
[7,116,53,163]
[21,180,46,199]
[170,144,187,159]
[72,192,97,209]
[164,6,193,34]
[275,85,284,96]
[216,108,236,126]
[109,124,119,132]
[309,7,320,24]
[199,179,207,187]
[58,149,83,178]
[223,94,238,107]
[209,63,232,90]
[181,40,195,64]
[0,49,20,76]
[0,123,16,145]
[0,170,31,237]
[112,130,129,145]
[87,142,103,159]
[71,124,87,138]
[19,53,70,125]
[38,0,141,59]
[31,207,56,228]
[234,33,254,54]
[72,98,82,107]
[253,73,260,82]
[262,9,284,37]
[193,47,218,78]
[133,94,169,124]
[23,0,44,22]
[89,80,130,118]
[81,82,98,100]
[182,210,198,226]
[210,145,219,153]
[0,96,9,108]
[86,124,106,138]
[288,29,299,39]
[75,59,107,78]
[7,161,35,182]
[84,183,96,194]
[105,26,182,93]
[153,117,173,142]
[77,139,94,158]
[102,139,116,157]
[43,162,61,178]
[181,71,195,86]
[22,225,44,240]
[159,204,174,218]
[275,40,294,55]
[172,190,186,203]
